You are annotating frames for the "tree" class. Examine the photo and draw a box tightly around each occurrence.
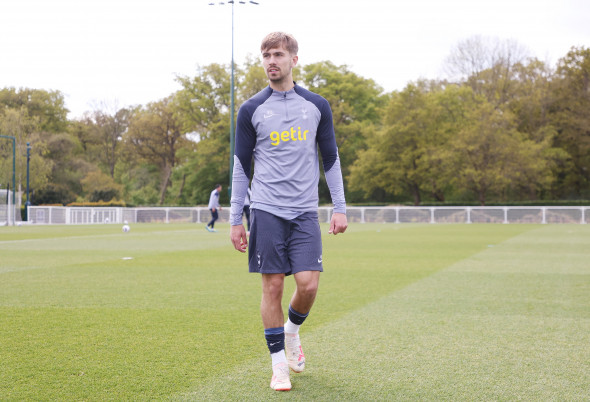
[347,125,395,203]
[349,82,439,205]
[81,170,122,202]
[82,107,131,178]
[39,132,97,205]
[0,88,70,204]
[549,46,590,198]
[174,63,243,205]
[444,36,531,106]
[124,97,191,205]
[349,81,560,205]
[181,118,230,205]
[508,58,554,138]
[449,96,557,204]
[174,64,231,135]
[0,106,53,202]
[0,88,68,133]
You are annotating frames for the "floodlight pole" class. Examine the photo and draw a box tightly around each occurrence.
[208,1,260,199]
[0,135,16,208]
[26,142,31,219]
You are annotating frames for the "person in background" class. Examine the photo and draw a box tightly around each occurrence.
[206,184,222,232]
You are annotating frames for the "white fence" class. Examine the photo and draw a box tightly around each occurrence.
[0,190,21,226]
[25,205,589,225]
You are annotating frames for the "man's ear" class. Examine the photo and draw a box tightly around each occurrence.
[291,55,299,67]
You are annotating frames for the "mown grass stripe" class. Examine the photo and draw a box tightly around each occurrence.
[177,225,589,401]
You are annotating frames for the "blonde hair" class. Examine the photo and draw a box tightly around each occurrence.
[260,32,298,55]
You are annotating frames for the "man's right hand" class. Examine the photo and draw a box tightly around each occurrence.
[230,224,248,253]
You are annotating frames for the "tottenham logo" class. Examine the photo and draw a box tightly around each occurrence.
[263,110,275,119]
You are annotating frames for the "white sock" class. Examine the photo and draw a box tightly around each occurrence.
[284,318,300,334]
[271,350,287,367]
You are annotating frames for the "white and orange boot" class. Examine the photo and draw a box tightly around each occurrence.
[270,361,291,391]
[285,332,305,373]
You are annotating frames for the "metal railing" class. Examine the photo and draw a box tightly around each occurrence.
[25,205,589,225]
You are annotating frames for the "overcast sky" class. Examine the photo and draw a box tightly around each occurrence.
[1,0,588,119]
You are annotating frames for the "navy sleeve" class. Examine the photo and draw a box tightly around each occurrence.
[315,98,339,172]
[230,87,272,225]
[234,106,256,178]
[230,105,256,225]
[314,97,346,214]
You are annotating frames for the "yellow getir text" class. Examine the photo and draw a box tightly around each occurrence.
[270,127,309,146]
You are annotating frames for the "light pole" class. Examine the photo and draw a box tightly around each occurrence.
[26,142,31,220]
[208,1,259,198]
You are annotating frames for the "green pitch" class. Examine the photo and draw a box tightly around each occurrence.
[1,223,589,400]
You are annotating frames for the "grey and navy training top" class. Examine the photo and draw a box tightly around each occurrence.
[230,84,346,225]
[208,188,220,210]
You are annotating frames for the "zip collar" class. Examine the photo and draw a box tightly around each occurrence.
[270,82,298,97]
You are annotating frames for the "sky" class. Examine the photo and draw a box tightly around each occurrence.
[1,0,589,119]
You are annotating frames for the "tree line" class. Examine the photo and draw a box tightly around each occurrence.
[1,37,589,207]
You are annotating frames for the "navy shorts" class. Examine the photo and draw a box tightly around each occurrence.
[248,209,323,276]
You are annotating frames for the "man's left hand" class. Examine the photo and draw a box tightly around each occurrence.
[329,212,348,235]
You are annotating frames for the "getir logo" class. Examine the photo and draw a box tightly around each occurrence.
[269,127,309,147]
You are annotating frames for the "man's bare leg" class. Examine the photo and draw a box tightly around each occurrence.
[261,273,291,390]
[284,270,320,373]
[290,270,320,314]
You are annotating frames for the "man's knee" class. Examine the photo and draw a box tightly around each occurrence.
[262,274,285,300]
[295,272,319,299]
[298,281,318,299]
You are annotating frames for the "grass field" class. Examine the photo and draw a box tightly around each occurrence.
[1,223,589,400]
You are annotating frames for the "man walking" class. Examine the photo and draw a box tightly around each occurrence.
[229,32,347,391]
[206,184,222,232]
